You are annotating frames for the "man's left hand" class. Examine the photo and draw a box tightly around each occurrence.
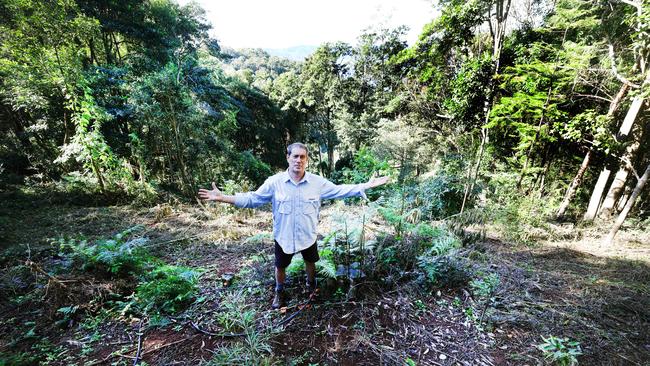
[365,175,390,189]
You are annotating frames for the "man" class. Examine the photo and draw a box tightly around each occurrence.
[198,142,389,309]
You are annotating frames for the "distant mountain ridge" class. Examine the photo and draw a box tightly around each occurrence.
[264,45,318,61]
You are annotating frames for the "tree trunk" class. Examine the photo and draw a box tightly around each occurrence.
[102,32,113,64]
[556,149,593,218]
[90,157,106,193]
[169,106,191,194]
[461,0,511,213]
[327,141,334,177]
[584,169,610,221]
[111,32,122,63]
[603,162,650,245]
[583,83,638,222]
[489,0,512,73]
[598,120,645,218]
[326,109,335,177]
[461,127,487,213]
[536,149,552,198]
[558,84,629,220]
[615,185,632,212]
[88,37,97,65]
[317,147,324,176]
[532,143,551,194]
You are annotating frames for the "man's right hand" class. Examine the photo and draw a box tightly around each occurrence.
[198,182,223,201]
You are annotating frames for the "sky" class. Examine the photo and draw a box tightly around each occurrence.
[178,0,438,49]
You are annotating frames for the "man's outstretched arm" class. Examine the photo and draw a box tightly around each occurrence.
[321,175,391,200]
[363,175,390,190]
[198,182,236,204]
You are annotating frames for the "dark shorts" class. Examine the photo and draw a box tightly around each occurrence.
[275,241,319,268]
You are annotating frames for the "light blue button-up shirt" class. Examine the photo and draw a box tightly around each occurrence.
[234,170,368,254]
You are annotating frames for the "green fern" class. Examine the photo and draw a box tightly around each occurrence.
[136,265,199,314]
[317,258,337,279]
[429,235,461,256]
[286,249,337,279]
[59,226,149,276]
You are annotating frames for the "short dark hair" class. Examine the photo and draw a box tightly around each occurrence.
[287,142,309,156]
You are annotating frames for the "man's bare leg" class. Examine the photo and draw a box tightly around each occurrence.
[305,261,316,293]
[272,266,287,309]
[275,266,286,290]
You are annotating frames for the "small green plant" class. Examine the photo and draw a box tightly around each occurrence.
[413,299,427,314]
[136,265,199,314]
[452,297,462,307]
[537,335,582,366]
[0,351,38,366]
[217,291,256,333]
[54,305,79,328]
[417,231,465,287]
[58,226,150,276]
[287,248,337,279]
[470,273,500,301]
[244,232,273,244]
[207,290,273,365]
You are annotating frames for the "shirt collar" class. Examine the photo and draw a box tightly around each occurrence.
[284,170,309,184]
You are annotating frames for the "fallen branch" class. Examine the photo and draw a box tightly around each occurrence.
[190,321,246,337]
[87,336,196,365]
[133,319,144,366]
[25,260,67,288]
[138,336,196,358]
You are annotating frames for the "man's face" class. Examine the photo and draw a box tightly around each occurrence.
[287,147,308,176]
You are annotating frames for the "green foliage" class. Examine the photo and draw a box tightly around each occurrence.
[378,172,466,238]
[57,226,201,316]
[55,305,80,327]
[469,273,500,301]
[417,174,466,220]
[416,230,467,287]
[287,248,337,279]
[341,147,394,183]
[0,352,38,366]
[443,55,493,129]
[338,147,395,199]
[136,265,199,314]
[417,252,469,289]
[207,342,273,366]
[59,226,150,276]
[207,290,273,365]
[216,291,256,333]
[486,171,560,243]
[537,336,582,366]
[244,232,273,245]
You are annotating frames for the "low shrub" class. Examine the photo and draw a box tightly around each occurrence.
[537,335,582,366]
[58,226,150,276]
[208,290,273,365]
[470,272,500,301]
[485,171,560,244]
[136,265,199,314]
[286,248,337,279]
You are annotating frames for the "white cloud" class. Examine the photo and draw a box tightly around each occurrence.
[180,0,437,49]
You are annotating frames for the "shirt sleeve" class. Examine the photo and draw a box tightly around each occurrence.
[320,178,369,201]
[234,178,274,208]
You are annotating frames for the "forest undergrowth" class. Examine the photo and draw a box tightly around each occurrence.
[0,187,648,366]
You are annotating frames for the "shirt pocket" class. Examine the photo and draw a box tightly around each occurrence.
[302,197,320,214]
[277,199,292,214]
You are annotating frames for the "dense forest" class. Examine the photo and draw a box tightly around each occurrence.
[1,0,649,365]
